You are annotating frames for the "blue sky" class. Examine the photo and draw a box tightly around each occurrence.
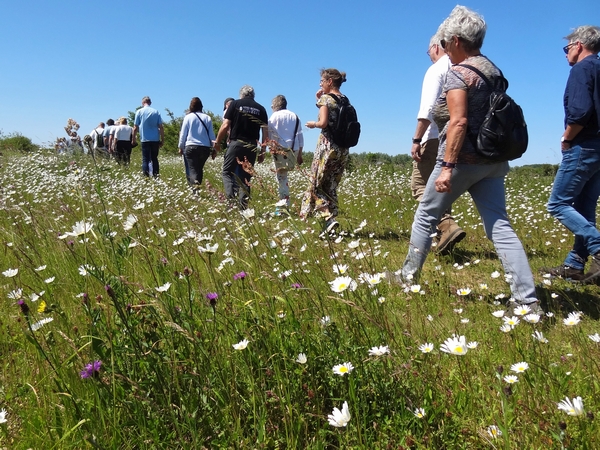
[0,0,596,165]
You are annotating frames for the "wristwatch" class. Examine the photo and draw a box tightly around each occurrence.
[441,161,457,168]
[412,138,422,144]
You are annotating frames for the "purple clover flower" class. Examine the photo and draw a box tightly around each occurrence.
[291,283,303,289]
[18,299,30,316]
[233,271,247,281]
[80,360,102,379]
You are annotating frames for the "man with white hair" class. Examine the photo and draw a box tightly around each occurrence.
[546,25,600,282]
[215,85,268,209]
[410,29,465,254]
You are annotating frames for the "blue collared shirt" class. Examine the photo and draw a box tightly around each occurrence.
[564,54,600,142]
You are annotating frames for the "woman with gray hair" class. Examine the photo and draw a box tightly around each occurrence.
[394,5,542,314]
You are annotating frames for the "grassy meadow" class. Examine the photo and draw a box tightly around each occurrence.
[1,149,600,449]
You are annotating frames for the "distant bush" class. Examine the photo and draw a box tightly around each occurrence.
[0,132,38,153]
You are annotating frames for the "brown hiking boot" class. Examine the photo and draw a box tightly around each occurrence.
[581,254,600,284]
[540,264,584,281]
[436,217,466,255]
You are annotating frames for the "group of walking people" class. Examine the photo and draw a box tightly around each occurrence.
[84,5,600,317]
[398,6,600,315]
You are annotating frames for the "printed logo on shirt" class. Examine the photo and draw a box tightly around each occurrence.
[239,106,261,116]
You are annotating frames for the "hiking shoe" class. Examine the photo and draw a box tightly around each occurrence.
[436,217,466,255]
[540,264,584,280]
[325,218,340,233]
[580,253,600,284]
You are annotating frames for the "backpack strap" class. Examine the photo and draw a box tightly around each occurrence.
[290,115,300,151]
[193,113,213,148]
[458,62,508,92]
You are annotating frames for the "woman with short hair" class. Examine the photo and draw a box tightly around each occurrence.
[396,5,541,313]
[178,97,215,191]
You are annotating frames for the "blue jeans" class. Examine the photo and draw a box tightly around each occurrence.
[547,138,600,270]
[402,161,537,304]
[141,141,160,177]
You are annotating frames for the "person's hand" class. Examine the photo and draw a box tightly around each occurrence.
[178,149,183,155]
[435,168,453,193]
[159,140,164,148]
[258,153,265,164]
[297,153,303,165]
[411,143,422,162]
[316,89,324,100]
[211,148,217,160]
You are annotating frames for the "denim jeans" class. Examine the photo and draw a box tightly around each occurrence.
[547,138,600,270]
[183,145,211,186]
[222,140,258,209]
[402,161,537,304]
[141,141,160,177]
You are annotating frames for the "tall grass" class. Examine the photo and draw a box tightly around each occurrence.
[1,149,599,449]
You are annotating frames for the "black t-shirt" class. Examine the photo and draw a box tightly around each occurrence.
[225,97,268,142]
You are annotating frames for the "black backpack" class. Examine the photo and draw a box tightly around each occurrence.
[95,128,105,148]
[327,94,361,148]
[460,64,528,162]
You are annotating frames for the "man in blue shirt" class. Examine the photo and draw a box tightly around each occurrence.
[545,25,600,282]
[133,96,164,177]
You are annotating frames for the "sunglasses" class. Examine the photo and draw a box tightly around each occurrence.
[563,42,577,54]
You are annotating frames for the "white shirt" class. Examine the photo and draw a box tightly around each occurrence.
[113,124,133,141]
[91,127,105,149]
[268,109,304,150]
[417,54,451,142]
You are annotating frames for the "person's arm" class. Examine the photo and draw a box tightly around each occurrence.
[132,125,138,145]
[258,124,268,163]
[562,123,584,150]
[410,119,432,162]
[305,105,328,129]
[434,89,468,193]
[178,117,188,154]
[158,123,164,147]
[214,119,231,152]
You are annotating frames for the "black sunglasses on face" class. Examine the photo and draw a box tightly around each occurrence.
[563,42,576,54]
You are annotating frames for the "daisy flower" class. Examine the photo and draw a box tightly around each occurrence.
[532,331,548,343]
[563,312,581,326]
[410,284,421,293]
[232,339,249,350]
[2,268,18,278]
[523,314,541,324]
[503,316,520,327]
[457,288,471,296]
[491,271,501,279]
[198,243,219,254]
[327,401,351,427]
[467,341,478,349]
[332,362,354,376]
[487,425,502,439]
[491,310,505,318]
[295,353,307,364]
[510,362,529,373]
[503,375,519,384]
[0,408,7,424]
[413,408,426,418]
[513,305,531,316]
[368,345,389,356]
[418,343,434,353]
[557,396,584,416]
[499,324,513,333]
[588,333,600,343]
[333,264,348,275]
[329,276,356,293]
[123,214,138,231]
[155,282,171,292]
[440,335,468,355]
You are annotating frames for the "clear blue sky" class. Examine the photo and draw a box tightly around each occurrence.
[0,0,596,165]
